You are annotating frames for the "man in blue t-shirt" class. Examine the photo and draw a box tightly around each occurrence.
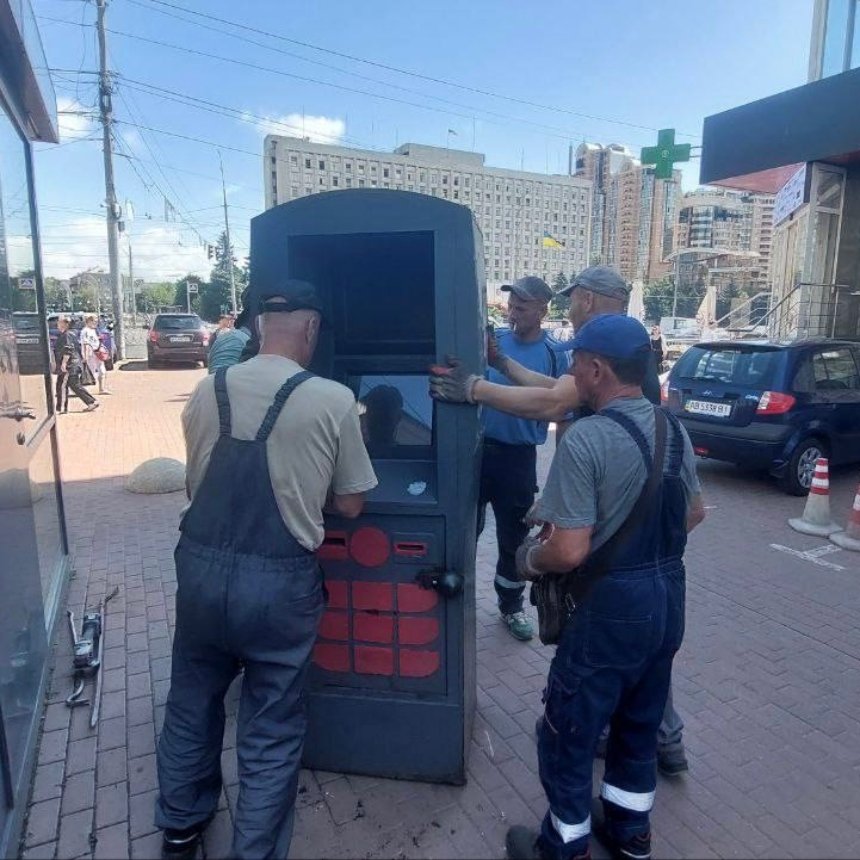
[481,276,570,641]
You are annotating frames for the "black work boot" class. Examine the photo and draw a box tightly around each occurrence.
[657,745,688,777]
[506,826,591,860]
[161,815,213,860]
[506,826,544,860]
[590,799,651,860]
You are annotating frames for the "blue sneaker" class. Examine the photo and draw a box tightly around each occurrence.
[502,610,534,641]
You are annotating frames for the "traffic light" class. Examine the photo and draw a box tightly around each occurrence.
[207,244,214,260]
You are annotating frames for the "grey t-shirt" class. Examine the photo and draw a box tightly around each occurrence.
[534,396,701,552]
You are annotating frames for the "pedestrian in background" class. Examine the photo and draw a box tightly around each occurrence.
[209,313,234,348]
[54,315,99,413]
[80,314,111,394]
[208,289,254,374]
[156,280,377,860]
[650,325,667,374]
[506,314,705,860]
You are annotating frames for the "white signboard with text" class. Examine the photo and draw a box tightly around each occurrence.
[773,165,807,226]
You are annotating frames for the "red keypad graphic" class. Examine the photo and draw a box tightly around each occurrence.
[313,578,441,679]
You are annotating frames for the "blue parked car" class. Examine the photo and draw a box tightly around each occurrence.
[663,338,860,495]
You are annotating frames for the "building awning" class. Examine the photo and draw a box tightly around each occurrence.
[0,0,58,142]
[701,65,860,192]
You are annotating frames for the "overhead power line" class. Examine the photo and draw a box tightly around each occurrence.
[133,0,699,139]
[41,15,639,145]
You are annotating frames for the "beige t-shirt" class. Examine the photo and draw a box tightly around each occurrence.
[182,354,378,551]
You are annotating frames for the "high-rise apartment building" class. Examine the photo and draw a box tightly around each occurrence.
[264,137,592,293]
[575,141,681,283]
[674,187,775,307]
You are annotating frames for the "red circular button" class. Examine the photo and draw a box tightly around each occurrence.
[349,527,390,568]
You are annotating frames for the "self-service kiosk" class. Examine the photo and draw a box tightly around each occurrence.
[249,189,485,784]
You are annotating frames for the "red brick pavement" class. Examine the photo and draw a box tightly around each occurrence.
[19,362,860,859]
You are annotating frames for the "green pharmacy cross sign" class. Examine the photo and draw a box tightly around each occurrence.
[640,128,691,180]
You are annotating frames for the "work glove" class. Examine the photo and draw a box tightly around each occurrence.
[486,326,510,375]
[523,502,554,541]
[429,357,481,404]
[515,535,543,582]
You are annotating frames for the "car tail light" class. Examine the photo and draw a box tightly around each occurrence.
[756,391,796,415]
[148,330,158,343]
[660,380,669,403]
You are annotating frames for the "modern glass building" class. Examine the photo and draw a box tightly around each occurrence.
[0,1,66,855]
[700,0,860,341]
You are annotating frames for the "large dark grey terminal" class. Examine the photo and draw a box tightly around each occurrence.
[249,189,485,782]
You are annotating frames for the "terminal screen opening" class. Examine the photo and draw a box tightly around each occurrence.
[351,374,434,459]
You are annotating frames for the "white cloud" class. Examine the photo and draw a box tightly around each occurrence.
[38,216,211,282]
[119,128,145,155]
[245,112,345,144]
[56,97,97,142]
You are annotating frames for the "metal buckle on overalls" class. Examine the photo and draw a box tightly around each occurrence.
[564,593,577,614]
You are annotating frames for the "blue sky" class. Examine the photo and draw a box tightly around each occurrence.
[33,0,813,281]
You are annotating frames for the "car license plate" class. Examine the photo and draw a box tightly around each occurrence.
[170,335,192,343]
[685,399,731,417]
[17,337,38,344]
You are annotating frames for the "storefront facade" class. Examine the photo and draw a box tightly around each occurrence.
[0,1,66,855]
[700,1,860,342]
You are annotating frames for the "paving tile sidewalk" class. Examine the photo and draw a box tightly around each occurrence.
[19,362,860,859]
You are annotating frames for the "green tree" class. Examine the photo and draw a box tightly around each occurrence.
[44,277,70,311]
[198,230,247,322]
[174,275,204,314]
[549,272,570,318]
[137,282,176,313]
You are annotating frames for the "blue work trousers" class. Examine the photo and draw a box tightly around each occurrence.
[155,537,324,859]
[537,561,685,860]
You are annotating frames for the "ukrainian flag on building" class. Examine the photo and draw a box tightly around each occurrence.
[542,232,565,249]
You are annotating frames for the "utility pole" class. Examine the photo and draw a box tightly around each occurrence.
[185,280,191,313]
[96,0,125,358]
[218,152,238,313]
[128,243,136,325]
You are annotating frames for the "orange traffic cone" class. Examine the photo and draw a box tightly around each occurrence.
[831,482,860,551]
[788,458,842,537]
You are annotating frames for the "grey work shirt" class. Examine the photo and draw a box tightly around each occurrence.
[533,396,701,552]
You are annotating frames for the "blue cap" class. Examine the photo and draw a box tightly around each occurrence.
[569,314,650,360]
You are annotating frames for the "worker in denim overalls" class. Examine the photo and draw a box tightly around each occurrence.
[506,315,706,860]
[155,282,376,860]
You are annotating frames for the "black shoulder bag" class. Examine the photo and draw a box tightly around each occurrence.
[530,407,668,646]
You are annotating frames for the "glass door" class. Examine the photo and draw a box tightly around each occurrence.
[0,104,63,843]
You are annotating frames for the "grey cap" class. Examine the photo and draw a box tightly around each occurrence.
[501,276,553,303]
[558,265,630,300]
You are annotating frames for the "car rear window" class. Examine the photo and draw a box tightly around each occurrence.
[673,346,783,389]
[154,315,201,331]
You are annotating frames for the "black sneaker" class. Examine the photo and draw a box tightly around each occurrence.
[657,745,688,777]
[161,821,208,860]
[591,798,651,860]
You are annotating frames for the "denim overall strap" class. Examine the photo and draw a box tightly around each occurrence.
[255,371,314,442]
[213,367,231,436]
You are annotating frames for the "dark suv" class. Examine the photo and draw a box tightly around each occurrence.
[12,312,50,375]
[147,313,210,368]
[663,339,860,495]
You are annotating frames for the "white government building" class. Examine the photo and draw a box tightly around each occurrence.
[264,137,593,301]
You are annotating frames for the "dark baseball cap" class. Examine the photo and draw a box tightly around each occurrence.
[501,276,553,303]
[258,279,326,319]
[558,265,630,300]
[569,314,650,360]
